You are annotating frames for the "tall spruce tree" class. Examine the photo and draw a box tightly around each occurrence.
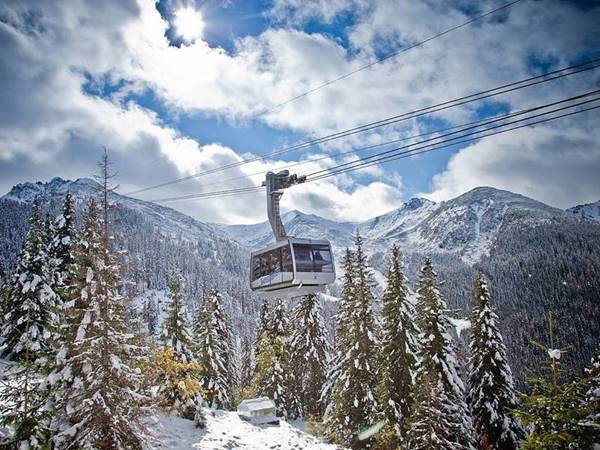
[47,193,79,349]
[161,270,195,363]
[325,234,379,449]
[194,288,235,409]
[408,258,476,450]
[290,293,329,418]
[321,248,355,418]
[0,261,9,329]
[48,193,77,299]
[48,153,147,449]
[0,204,56,448]
[238,335,254,393]
[253,298,295,418]
[468,272,523,450]
[407,369,459,450]
[376,244,418,448]
[50,195,147,449]
[583,344,600,440]
[0,200,57,364]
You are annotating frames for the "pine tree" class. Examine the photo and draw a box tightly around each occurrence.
[239,335,254,392]
[407,369,460,450]
[468,272,524,450]
[514,313,595,450]
[0,263,9,329]
[48,153,147,449]
[583,344,600,440]
[321,248,355,419]
[141,297,159,336]
[161,270,195,363]
[408,258,476,450]
[325,233,379,449]
[375,244,418,448]
[253,298,295,418]
[47,193,79,352]
[48,193,77,300]
[194,288,235,409]
[0,200,57,364]
[290,293,329,418]
[0,202,56,448]
[0,357,51,448]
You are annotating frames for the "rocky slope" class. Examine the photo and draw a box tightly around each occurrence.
[567,199,600,222]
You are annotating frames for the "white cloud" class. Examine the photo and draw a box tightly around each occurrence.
[424,119,600,208]
[173,6,205,44]
[0,0,598,225]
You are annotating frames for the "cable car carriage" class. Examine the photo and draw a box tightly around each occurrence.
[250,238,335,297]
[250,171,336,298]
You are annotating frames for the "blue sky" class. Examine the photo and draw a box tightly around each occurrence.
[0,0,599,223]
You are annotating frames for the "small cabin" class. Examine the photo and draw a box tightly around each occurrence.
[237,397,279,425]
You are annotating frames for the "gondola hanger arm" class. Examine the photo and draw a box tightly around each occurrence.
[263,171,306,242]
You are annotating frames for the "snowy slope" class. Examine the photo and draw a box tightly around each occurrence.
[3,177,231,245]
[358,197,438,241]
[216,210,356,251]
[145,410,339,450]
[402,187,563,264]
[214,187,565,265]
[567,200,600,222]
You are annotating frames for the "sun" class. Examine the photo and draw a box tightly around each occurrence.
[173,6,205,44]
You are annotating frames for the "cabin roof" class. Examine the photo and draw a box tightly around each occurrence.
[237,397,276,412]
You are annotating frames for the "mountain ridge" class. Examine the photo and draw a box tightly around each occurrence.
[1,178,600,385]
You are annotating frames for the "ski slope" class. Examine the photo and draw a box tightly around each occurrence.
[145,409,340,450]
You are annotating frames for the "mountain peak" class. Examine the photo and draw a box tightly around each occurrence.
[567,200,600,222]
[403,197,435,211]
[4,177,102,202]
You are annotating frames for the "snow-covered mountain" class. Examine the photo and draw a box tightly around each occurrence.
[215,186,564,265]
[0,177,259,338]
[217,210,356,252]
[2,178,600,385]
[3,177,230,245]
[567,199,600,222]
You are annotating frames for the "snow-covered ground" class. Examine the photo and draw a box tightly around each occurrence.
[144,409,340,450]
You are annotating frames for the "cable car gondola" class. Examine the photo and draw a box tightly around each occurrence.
[250,171,336,298]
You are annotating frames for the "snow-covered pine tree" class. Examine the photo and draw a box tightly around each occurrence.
[0,203,56,448]
[0,353,51,448]
[325,234,379,449]
[375,244,418,448]
[48,193,77,300]
[290,293,329,418]
[48,153,148,449]
[253,298,295,418]
[46,193,79,350]
[583,344,600,440]
[468,271,524,450]
[238,335,254,393]
[161,270,195,363]
[407,368,460,450]
[321,248,355,419]
[43,214,54,251]
[194,288,235,409]
[142,297,159,337]
[0,200,57,364]
[255,300,272,354]
[0,262,9,328]
[409,258,476,450]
